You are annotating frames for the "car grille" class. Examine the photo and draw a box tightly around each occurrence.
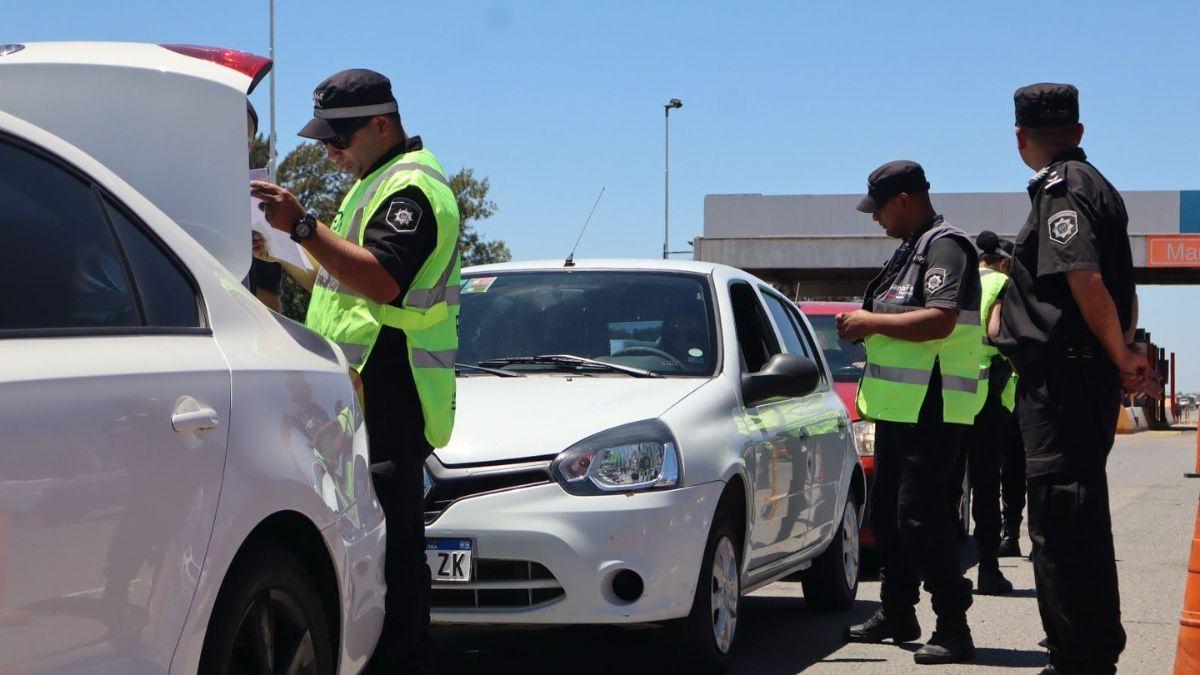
[423,456,553,525]
[431,559,566,609]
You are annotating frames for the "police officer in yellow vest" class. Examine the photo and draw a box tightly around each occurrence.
[955,230,1020,595]
[838,161,983,665]
[252,69,459,673]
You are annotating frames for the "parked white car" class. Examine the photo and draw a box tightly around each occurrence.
[430,259,866,672]
[0,43,384,674]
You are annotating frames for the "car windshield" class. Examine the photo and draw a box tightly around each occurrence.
[458,270,718,377]
[805,314,867,383]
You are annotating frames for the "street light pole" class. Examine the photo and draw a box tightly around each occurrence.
[267,0,277,182]
[663,98,682,259]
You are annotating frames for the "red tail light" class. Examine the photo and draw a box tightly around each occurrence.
[159,44,272,92]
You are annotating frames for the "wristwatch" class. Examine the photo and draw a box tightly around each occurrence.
[290,210,317,243]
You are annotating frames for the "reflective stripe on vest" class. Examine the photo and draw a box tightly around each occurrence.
[305,147,461,447]
[856,223,986,425]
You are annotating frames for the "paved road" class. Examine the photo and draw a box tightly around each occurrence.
[431,428,1198,674]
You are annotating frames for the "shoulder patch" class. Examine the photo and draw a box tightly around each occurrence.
[384,197,423,233]
[1048,210,1079,245]
[924,267,947,294]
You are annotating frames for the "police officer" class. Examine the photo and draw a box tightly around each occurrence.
[959,230,1017,595]
[252,69,460,673]
[839,161,982,665]
[995,83,1159,675]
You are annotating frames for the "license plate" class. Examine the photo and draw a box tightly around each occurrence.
[426,538,473,582]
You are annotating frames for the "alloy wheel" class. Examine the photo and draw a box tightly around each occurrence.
[710,535,739,654]
[229,587,320,675]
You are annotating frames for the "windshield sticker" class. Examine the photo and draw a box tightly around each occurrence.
[462,277,497,294]
[688,348,704,358]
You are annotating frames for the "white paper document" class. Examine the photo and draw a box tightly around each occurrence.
[250,168,313,271]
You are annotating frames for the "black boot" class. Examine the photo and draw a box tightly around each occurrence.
[913,620,975,664]
[976,564,1014,595]
[998,534,1022,558]
[844,607,921,643]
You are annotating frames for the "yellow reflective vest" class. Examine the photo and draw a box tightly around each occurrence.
[305,146,461,448]
[856,223,986,425]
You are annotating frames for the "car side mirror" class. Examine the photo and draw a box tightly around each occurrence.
[741,354,820,407]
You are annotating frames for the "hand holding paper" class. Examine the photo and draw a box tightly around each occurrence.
[249,168,312,270]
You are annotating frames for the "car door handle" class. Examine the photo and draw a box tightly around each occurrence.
[172,397,220,433]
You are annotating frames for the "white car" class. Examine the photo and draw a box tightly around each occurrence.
[429,259,866,672]
[0,43,384,674]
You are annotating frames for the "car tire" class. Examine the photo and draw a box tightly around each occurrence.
[800,496,860,611]
[673,511,741,674]
[198,542,335,675]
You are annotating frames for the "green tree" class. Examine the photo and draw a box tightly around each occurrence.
[449,168,510,266]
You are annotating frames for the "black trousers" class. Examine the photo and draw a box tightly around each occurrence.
[871,386,973,620]
[1018,357,1125,673]
[371,450,433,664]
[963,400,1009,566]
[999,410,1026,533]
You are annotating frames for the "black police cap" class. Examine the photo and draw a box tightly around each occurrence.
[1014,83,1079,128]
[298,68,399,140]
[855,160,931,213]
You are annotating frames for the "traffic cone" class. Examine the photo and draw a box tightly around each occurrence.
[1174,494,1200,673]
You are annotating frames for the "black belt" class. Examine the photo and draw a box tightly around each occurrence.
[1011,342,1103,371]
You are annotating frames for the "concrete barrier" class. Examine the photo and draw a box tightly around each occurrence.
[1117,407,1139,434]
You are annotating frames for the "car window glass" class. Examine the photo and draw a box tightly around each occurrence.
[103,199,200,328]
[804,313,867,383]
[0,138,137,331]
[728,282,779,373]
[760,291,812,359]
[458,271,717,376]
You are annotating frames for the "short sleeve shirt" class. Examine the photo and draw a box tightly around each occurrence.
[996,147,1134,356]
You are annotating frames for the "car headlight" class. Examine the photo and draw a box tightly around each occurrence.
[550,419,681,495]
[851,420,875,456]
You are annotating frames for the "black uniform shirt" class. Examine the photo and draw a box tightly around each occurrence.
[865,215,980,315]
[995,147,1134,360]
[865,215,980,410]
[356,136,442,461]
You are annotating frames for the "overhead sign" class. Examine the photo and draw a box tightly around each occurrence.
[1146,235,1200,267]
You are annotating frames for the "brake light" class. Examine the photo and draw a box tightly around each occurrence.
[159,44,272,91]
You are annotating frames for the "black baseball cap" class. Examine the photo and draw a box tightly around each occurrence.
[855,160,931,213]
[1014,83,1079,128]
[298,68,400,140]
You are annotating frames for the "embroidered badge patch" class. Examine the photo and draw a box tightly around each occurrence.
[1048,210,1078,245]
[924,267,947,294]
[384,198,422,232]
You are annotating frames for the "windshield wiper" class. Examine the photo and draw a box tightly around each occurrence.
[454,362,525,377]
[476,354,662,378]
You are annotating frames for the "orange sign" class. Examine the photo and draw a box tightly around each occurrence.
[1146,235,1200,267]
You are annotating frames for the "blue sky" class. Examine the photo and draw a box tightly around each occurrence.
[8,0,1200,391]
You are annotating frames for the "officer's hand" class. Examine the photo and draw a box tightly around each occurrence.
[1116,346,1163,400]
[250,180,305,233]
[836,310,875,341]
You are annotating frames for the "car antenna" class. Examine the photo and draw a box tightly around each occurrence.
[564,187,605,268]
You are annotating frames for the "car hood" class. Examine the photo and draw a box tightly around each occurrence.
[436,376,710,465]
[834,381,860,421]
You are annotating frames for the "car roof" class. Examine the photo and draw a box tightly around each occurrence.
[0,41,270,280]
[464,258,728,276]
[797,300,862,314]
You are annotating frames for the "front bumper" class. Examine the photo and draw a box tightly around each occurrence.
[426,480,726,625]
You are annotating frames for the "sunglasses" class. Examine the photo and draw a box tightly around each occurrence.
[321,118,371,151]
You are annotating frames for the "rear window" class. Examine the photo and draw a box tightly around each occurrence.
[458,270,718,376]
[804,314,866,383]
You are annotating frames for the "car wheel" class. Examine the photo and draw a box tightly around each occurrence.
[674,511,740,674]
[800,496,860,611]
[198,542,334,675]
